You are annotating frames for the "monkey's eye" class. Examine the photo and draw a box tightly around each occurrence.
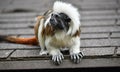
[59,13,71,22]
[51,14,59,18]
[54,14,59,18]
[65,18,71,22]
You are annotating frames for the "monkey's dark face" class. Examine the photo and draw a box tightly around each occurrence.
[50,13,71,31]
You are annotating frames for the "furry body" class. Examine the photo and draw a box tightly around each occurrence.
[37,1,83,65]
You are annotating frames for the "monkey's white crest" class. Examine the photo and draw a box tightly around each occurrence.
[53,1,81,35]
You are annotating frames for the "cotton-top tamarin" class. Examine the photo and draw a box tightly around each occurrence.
[0,1,83,65]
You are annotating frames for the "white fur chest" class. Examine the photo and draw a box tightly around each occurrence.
[45,31,76,48]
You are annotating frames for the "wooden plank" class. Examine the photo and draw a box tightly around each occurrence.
[66,0,116,4]
[81,10,116,16]
[81,26,120,33]
[80,2,118,10]
[82,0,116,3]
[73,0,117,9]
[0,29,34,35]
[116,47,120,55]
[0,23,33,29]
[4,0,52,12]
[0,50,14,58]
[81,1,116,5]
[0,0,12,10]
[81,39,110,47]
[117,19,120,25]
[110,33,120,38]
[0,12,37,18]
[10,50,40,57]
[10,47,114,57]
[82,15,119,20]
[81,20,115,26]
[0,12,43,19]
[82,47,115,56]
[0,58,120,70]
[110,39,120,46]
[0,43,39,49]
[0,18,34,23]
[118,9,120,14]
[81,33,109,39]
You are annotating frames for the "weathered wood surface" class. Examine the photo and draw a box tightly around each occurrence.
[0,58,120,70]
[0,0,120,70]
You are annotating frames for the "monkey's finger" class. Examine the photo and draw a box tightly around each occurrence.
[56,56,61,65]
[79,52,84,57]
[75,54,81,64]
[61,54,64,60]
[73,54,77,63]
[52,55,56,62]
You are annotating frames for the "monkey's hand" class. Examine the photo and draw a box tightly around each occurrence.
[51,52,64,65]
[70,52,84,64]
[49,48,64,65]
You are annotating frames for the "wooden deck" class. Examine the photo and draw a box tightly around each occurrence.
[0,0,120,70]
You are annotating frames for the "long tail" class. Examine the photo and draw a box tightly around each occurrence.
[0,35,38,45]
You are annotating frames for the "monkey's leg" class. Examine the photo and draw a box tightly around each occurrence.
[46,46,64,65]
[69,41,84,64]
[39,49,48,55]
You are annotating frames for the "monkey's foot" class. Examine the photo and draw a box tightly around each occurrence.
[70,52,84,64]
[51,53,64,65]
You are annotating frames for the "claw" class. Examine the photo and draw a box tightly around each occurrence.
[51,54,64,65]
[70,52,84,64]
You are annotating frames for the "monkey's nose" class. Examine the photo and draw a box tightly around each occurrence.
[50,18,57,27]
